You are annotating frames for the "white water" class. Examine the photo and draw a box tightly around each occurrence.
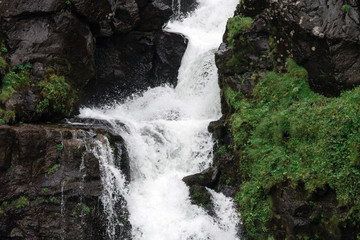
[80,0,239,239]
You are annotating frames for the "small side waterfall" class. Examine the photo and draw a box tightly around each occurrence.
[89,136,129,239]
[80,0,240,239]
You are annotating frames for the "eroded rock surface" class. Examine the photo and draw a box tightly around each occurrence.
[218,0,360,97]
[0,0,187,121]
[0,123,131,239]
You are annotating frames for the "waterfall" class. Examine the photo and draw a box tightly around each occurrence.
[80,0,240,239]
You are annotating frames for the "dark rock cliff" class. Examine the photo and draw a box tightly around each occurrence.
[0,122,131,239]
[0,0,196,239]
[208,0,360,239]
[0,0,190,122]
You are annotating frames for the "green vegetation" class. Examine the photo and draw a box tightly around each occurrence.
[35,196,47,204]
[217,145,228,154]
[56,144,63,151]
[46,164,60,174]
[225,178,232,185]
[65,0,71,5]
[0,108,15,124]
[81,203,90,214]
[35,196,59,204]
[226,15,253,48]
[0,63,31,103]
[0,62,32,123]
[226,59,360,238]
[105,133,111,141]
[0,57,6,71]
[72,202,91,217]
[36,73,77,117]
[11,196,29,209]
[111,145,116,152]
[341,4,350,14]
[43,187,49,193]
[49,196,60,204]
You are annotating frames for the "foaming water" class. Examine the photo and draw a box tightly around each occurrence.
[80,0,239,239]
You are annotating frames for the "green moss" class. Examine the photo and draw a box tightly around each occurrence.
[72,203,91,217]
[81,203,90,214]
[36,73,77,117]
[227,59,360,238]
[46,164,60,174]
[0,108,15,124]
[0,56,6,71]
[105,133,111,141]
[35,196,47,204]
[218,145,228,154]
[0,206,4,215]
[226,15,253,48]
[56,144,63,151]
[12,196,29,209]
[341,4,350,14]
[49,196,60,204]
[0,66,31,103]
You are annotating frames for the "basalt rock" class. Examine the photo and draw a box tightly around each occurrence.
[217,0,360,98]
[162,0,198,16]
[270,183,357,240]
[0,123,131,239]
[85,30,187,106]
[0,1,95,122]
[0,0,187,122]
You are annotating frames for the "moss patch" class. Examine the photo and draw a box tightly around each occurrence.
[36,73,77,117]
[227,59,360,238]
[0,64,31,103]
[11,196,30,209]
[0,57,6,71]
[226,15,253,49]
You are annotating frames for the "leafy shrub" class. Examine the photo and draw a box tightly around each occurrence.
[0,64,31,103]
[0,108,15,123]
[36,74,77,117]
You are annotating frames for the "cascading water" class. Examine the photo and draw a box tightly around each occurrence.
[80,0,240,239]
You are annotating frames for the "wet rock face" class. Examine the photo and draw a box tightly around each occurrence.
[162,0,198,16]
[219,0,360,97]
[0,0,187,121]
[86,31,187,105]
[270,184,359,240]
[0,124,131,239]
[83,0,188,106]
